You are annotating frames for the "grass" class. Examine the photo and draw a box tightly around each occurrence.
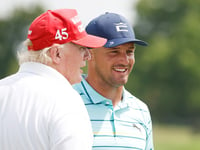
[153,124,200,150]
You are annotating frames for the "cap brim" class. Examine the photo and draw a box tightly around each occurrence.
[104,38,148,48]
[72,34,107,48]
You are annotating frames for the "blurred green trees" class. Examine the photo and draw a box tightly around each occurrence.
[0,6,44,78]
[126,0,200,125]
[0,1,199,126]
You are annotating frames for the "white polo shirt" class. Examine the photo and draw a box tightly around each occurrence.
[0,62,93,150]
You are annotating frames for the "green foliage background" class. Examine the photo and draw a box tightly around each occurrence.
[125,0,200,125]
[0,6,44,78]
[0,1,199,127]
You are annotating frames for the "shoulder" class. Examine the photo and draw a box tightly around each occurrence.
[124,89,150,112]
[73,81,92,104]
[124,89,153,128]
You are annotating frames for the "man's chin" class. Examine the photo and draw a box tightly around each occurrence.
[113,76,128,84]
[113,79,128,87]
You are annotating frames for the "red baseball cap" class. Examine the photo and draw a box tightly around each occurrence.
[27,9,107,51]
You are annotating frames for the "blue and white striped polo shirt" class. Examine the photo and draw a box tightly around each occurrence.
[73,76,154,150]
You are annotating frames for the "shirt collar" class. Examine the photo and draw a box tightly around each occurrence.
[115,90,132,109]
[81,76,109,104]
[81,75,132,108]
[19,62,70,85]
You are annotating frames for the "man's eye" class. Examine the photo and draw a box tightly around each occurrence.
[127,50,134,54]
[111,51,118,53]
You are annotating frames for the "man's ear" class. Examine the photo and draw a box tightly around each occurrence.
[89,49,95,61]
[49,45,61,64]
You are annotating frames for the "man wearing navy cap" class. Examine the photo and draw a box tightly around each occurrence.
[73,12,154,150]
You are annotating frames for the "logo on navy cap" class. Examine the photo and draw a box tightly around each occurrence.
[115,22,129,32]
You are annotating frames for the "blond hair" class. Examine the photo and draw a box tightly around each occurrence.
[17,39,59,65]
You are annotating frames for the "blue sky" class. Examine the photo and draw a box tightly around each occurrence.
[0,0,138,25]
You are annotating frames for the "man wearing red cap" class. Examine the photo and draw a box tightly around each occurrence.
[0,9,106,150]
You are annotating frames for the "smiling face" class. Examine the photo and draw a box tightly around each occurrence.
[88,42,135,88]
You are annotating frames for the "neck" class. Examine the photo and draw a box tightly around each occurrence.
[86,76,123,107]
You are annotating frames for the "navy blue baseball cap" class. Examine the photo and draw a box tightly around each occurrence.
[86,12,148,48]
